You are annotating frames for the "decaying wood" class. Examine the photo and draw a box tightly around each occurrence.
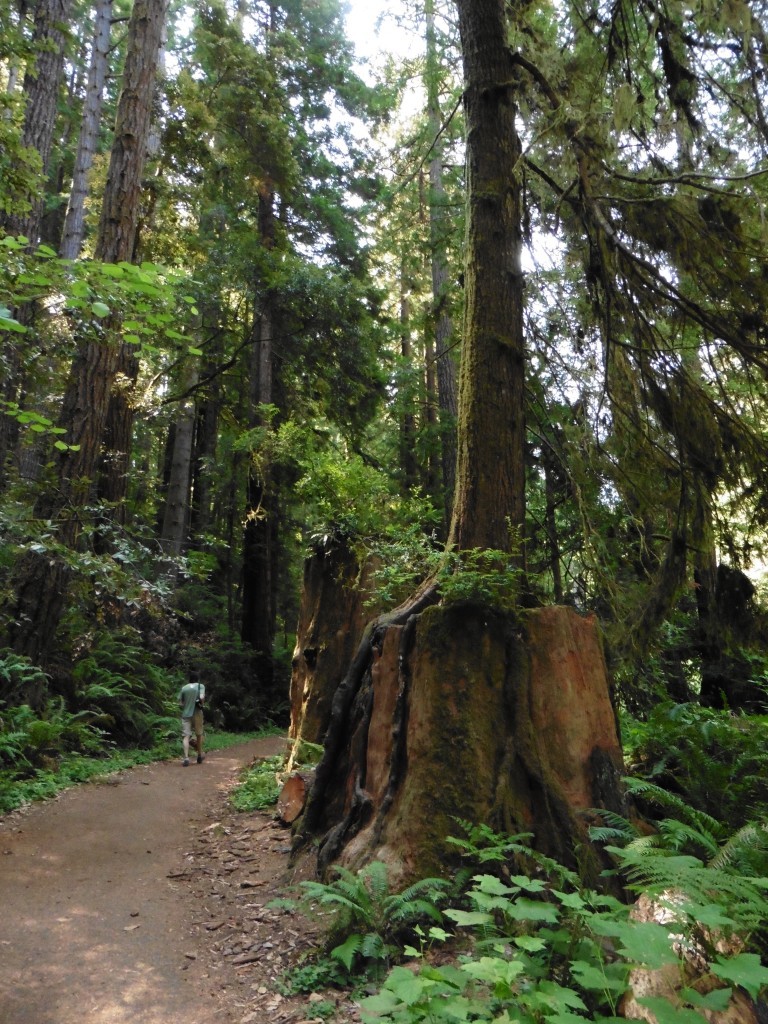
[293,597,626,885]
[287,536,382,770]
[276,772,313,825]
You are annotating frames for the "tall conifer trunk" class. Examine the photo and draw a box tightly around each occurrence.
[292,0,624,883]
[6,0,169,664]
[95,0,169,532]
[60,0,113,259]
[241,183,277,694]
[0,0,73,493]
[425,0,458,527]
[448,0,525,556]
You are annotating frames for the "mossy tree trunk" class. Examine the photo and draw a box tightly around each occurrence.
[293,0,625,884]
[447,0,525,557]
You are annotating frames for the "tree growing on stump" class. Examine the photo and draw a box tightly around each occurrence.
[292,0,626,883]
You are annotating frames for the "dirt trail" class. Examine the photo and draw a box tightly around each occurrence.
[0,736,297,1024]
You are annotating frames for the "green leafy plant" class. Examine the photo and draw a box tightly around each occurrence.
[0,649,49,705]
[621,702,768,828]
[70,629,177,746]
[361,825,768,1024]
[277,955,353,994]
[230,754,284,811]
[282,861,450,979]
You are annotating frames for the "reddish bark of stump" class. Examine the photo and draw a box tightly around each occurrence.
[287,538,380,768]
[295,602,626,885]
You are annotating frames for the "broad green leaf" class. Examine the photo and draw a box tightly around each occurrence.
[444,908,494,927]
[504,898,559,923]
[570,959,628,994]
[509,875,547,892]
[460,955,524,987]
[680,987,732,1012]
[545,1013,591,1024]
[475,876,518,892]
[553,890,586,910]
[0,317,26,333]
[360,988,402,1018]
[91,301,110,317]
[513,934,547,952]
[638,997,707,1024]
[535,979,587,1011]
[711,953,768,998]
[612,921,679,968]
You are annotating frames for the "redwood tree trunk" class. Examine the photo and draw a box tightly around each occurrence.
[292,0,624,885]
[241,183,278,696]
[160,367,197,556]
[60,0,113,259]
[0,0,73,493]
[425,0,458,527]
[447,0,526,556]
[5,0,169,663]
[95,0,169,528]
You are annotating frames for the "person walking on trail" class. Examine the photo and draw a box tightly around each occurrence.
[178,672,205,766]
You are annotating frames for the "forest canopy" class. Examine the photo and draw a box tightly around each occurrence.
[0,0,767,818]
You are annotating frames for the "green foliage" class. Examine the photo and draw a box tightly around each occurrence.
[622,703,768,827]
[281,861,450,979]
[190,638,287,730]
[277,955,350,994]
[368,536,524,613]
[70,629,177,746]
[229,754,284,811]
[360,824,768,1024]
[0,649,49,705]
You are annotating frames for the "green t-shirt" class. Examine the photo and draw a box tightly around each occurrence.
[178,681,205,718]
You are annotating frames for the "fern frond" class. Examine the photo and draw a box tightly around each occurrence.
[710,821,768,872]
[362,861,391,906]
[360,932,388,961]
[624,777,725,841]
[330,933,363,971]
[657,819,720,859]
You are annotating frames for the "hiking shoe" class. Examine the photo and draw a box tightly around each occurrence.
[183,758,190,767]
[197,754,204,764]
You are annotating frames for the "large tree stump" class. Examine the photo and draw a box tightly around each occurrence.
[294,601,626,884]
[287,536,380,769]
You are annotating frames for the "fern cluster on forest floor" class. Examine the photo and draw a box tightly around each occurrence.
[621,702,768,828]
[271,817,768,1024]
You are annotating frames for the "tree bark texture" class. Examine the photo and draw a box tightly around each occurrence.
[94,0,167,265]
[287,537,381,768]
[448,0,526,555]
[0,0,73,492]
[241,184,277,687]
[60,0,113,259]
[294,603,625,883]
[425,0,458,527]
[95,0,169,522]
[1,0,73,243]
[6,0,168,662]
[159,368,197,555]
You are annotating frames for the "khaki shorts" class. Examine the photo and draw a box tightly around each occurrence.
[181,709,204,738]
